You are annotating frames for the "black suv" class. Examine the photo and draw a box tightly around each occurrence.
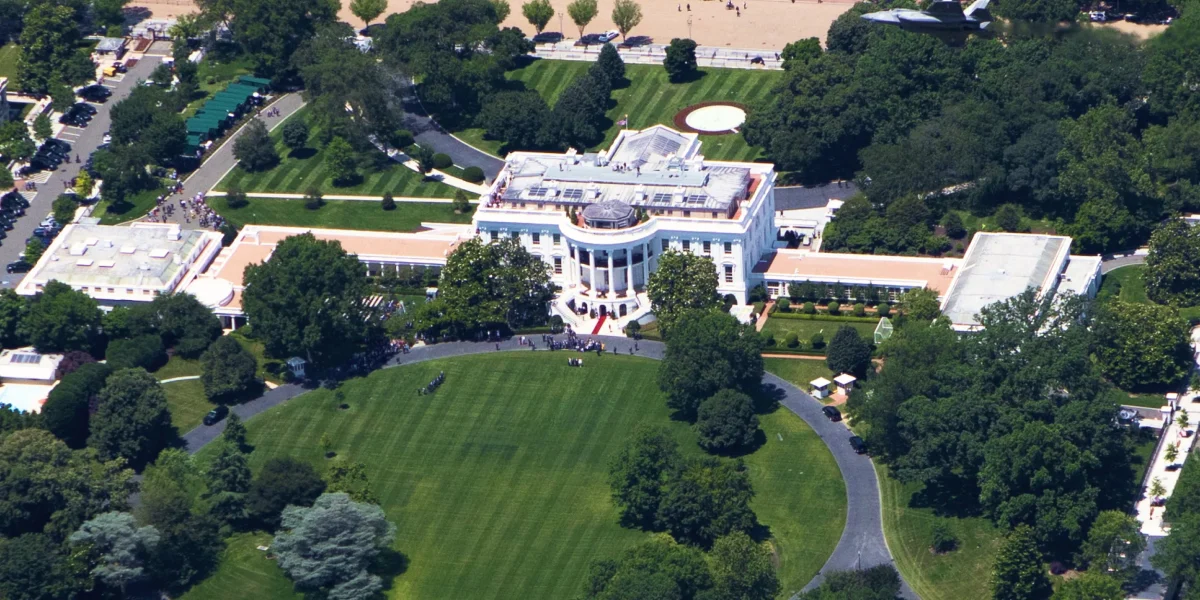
[6,261,31,274]
[848,436,867,454]
[203,405,230,426]
[822,406,842,422]
[79,85,111,102]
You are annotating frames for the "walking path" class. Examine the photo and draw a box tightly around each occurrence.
[204,191,484,204]
[180,336,914,598]
[159,375,201,384]
[533,40,785,70]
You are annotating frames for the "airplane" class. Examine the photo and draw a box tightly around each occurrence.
[860,0,993,42]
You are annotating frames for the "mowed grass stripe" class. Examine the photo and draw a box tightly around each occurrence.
[187,353,842,600]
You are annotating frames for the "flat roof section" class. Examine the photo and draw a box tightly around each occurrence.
[940,232,1073,331]
[754,250,960,295]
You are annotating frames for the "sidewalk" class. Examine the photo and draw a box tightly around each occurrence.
[205,191,482,204]
[533,39,784,70]
[1136,416,1196,535]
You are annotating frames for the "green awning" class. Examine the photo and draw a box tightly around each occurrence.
[238,75,271,89]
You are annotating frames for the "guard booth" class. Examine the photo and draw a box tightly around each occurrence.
[286,357,307,379]
[810,377,832,399]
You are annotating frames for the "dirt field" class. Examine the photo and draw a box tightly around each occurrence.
[129,0,856,49]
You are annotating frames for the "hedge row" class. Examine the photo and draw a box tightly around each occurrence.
[768,312,882,324]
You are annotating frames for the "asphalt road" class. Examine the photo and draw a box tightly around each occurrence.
[181,336,916,598]
[1,48,166,289]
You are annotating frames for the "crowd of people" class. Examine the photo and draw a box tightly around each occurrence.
[417,370,445,395]
[145,182,226,230]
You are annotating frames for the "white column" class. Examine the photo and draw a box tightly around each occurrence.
[589,249,597,300]
[606,250,614,298]
[625,246,634,295]
[642,242,649,291]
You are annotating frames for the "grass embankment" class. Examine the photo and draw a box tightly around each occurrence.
[185,353,846,600]
[453,60,779,161]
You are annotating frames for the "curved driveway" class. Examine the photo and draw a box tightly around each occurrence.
[182,335,915,597]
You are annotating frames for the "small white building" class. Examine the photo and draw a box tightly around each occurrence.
[834,373,857,396]
[0,347,64,414]
[810,377,832,399]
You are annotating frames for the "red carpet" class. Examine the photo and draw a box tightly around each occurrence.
[591,314,607,335]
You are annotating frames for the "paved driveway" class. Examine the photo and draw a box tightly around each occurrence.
[1,50,166,289]
[182,335,914,597]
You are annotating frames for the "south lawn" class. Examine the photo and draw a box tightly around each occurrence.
[185,353,846,600]
[211,195,473,232]
[453,60,780,162]
[217,107,462,199]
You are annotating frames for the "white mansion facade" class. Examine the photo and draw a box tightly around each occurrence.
[473,126,777,321]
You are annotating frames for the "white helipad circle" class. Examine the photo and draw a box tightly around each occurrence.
[684,104,746,133]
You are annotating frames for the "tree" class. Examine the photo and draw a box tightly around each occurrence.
[1093,300,1191,390]
[663,38,698,83]
[228,0,337,77]
[242,233,377,366]
[610,0,642,41]
[781,38,821,70]
[89,369,174,470]
[93,0,130,31]
[42,362,114,448]
[899,287,941,322]
[796,565,901,600]
[20,280,102,353]
[452,190,471,213]
[990,525,1051,600]
[222,412,249,452]
[16,2,94,94]
[200,335,258,401]
[1150,477,1167,500]
[522,0,554,34]
[282,119,310,152]
[547,71,609,149]
[108,86,188,163]
[1051,572,1124,600]
[326,459,380,504]
[0,121,35,162]
[325,136,358,185]
[942,211,966,239]
[992,0,1081,23]
[124,293,223,357]
[658,310,763,421]
[137,449,222,590]
[708,531,780,600]
[826,325,871,377]
[1166,443,1180,465]
[106,334,167,371]
[205,440,252,525]
[1151,513,1200,595]
[492,0,511,22]
[226,184,249,209]
[381,191,396,210]
[646,250,719,337]
[351,0,387,26]
[608,426,682,528]
[32,113,52,141]
[567,0,598,38]
[68,512,160,595]
[304,187,324,210]
[436,238,554,335]
[656,456,756,548]
[248,457,327,530]
[695,389,759,453]
[477,90,552,151]
[0,167,12,190]
[1145,219,1200,306]
[410,144,436,176]
[273,493,396,600]
[233,119,278,172]
[0,288,25,349]
[594,42,626,87]
[1079,511,1144,586]
[0,533,88,600]
[52,193,77,225]
[578,534,713,599]
[23,236,45,266]
[994,204,1023,232]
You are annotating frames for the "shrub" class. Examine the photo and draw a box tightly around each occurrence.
[106,334,166,371]
[827,301,841,316]
[853,303,866,317]
[942,211,966,239]
[381,192,396,211]
[748,284,769,303]
[432,153,453,170]
[624,320,641,337]
[776,297,791,312]
[461,166,486,183]
[803,302,815,315]
[753,301,766,316]
[281,120,309,151]
[390,129,414,149]
[877,303,891,317]
[226,185,248,209]
[452,191,471,214]
[931,522,957,553]
[810,333,825,350]
[785,332,799,348]
[826,326,871,377]
[760,331,775,347]
[695,390,759,453]
[52,193,77,225]
[304,187,323,210]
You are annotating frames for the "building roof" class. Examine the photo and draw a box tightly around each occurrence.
[774,183,859,212]
[1056,255,1101,298]
[16,223,219,294]
[0,347,62,382]
[95,37,127,52]
[754,250,960,294]
[834,373,857,385]
[811,377,832,388]
[940,232,1072,331]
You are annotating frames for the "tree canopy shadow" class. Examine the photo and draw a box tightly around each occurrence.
[669,69,707,85]
[375,548,410,592]
[753,383,785,415]
[908,476,983,519]
[288,147,317,160]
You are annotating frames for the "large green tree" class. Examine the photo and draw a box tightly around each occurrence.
[247,457,327,530]
[435,237,554,335]
[1151,513,1200,597]
[646,250,720,337]
[796,565,901,600]
[1050,572,1124,600]
[137,449,222,591]
[242,233,378,366]
[124,293,223,357]
[608,426,681,529]
[0,121,36,163]
[579,534,713,600]
[68,512,160,596]
[694,390,759,454]
[1078,511,1144,586]
[991,525,1051,600]
[1093,300,1192,390]
[200,335,258,401]
[0,532,89,600]
[16,1,94,94]
[521,0,554,33]
[228,0,338,77]
[567,0,597,38]
[232,118,279,172]
[825,325,871,377]
[41,362,114,449]
[88,369,174,470]
[350,0,387,26]
[658,310,762,421]
[707,531,780,600]
[19,281,103,354]
[273,493,396,600]
[1144,219,1200,306]
[655,456,756,548]
[477,90,552,151]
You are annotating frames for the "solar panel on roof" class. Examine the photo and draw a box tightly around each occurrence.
[528,187,549,197]
[562,188,584,199]
[685,194,707,203]
[651,192,673,202]
[11,353,41,364]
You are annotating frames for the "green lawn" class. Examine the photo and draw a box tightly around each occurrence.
[227,329,283,385]
[187,353,845,600]
[182,532,301,600]
[763,358,834,394]
[453,60,779,161]
[761,317,877,351]
[212,195,473,232]
[877,464,1005,600]
[0,43,17,81]
[164,379,216,433]
[1097,265,1149,305]
[1109,388,1168,409]
[154,356,202,380]
[218,107,462,198]
[93,187,164,225]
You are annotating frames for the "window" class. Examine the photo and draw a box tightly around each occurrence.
[553,257,563,274]
[489,231,498,242]
[511,231,519,240]
[553,233,561,245]
[724,241,732,254]
[724,264,734,283]
[662,239,670,252]
[702,241,711,255]
[532,232,541,245]
[682,240,690,251]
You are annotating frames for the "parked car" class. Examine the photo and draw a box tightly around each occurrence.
[203,405,230,426]
[849,435,867,454]
[6,261,31,274]
[822,406,842,422]
[79,85,112,102]
[600,30,620,42]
